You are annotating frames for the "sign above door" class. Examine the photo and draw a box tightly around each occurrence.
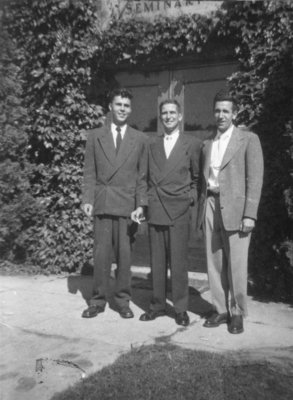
[99,0,222,23]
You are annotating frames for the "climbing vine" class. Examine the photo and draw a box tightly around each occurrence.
[3,0,217,272]
[2,0,293,301]
[218,0,293,300]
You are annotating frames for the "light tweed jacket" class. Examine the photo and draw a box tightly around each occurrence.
[197,126,264,231]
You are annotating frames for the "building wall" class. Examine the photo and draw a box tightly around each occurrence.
[94,1,237,241]
[96,0,237,139]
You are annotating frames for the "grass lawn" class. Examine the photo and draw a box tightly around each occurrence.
[51,344,293,400]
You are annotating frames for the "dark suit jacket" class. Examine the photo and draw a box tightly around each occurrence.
[197,126,264,231]
[82,122,148,217]
[147,132,202,225]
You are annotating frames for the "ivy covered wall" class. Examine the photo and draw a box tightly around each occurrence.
[0,0,292,300]
[218,1,293,300]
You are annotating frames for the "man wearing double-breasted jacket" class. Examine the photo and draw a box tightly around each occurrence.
[197,89,264,334]
[81,88,148,319]
[137,99,202,327]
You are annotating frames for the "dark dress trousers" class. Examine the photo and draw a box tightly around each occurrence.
[82,122,148,309]
[147,132,202,313]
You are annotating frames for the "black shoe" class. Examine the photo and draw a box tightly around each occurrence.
[139,310,166,321]
[228,315,244,334]
[82,305,105,318]
[119,307,134,319]
[203,312,228,328]
[175,311,190,327]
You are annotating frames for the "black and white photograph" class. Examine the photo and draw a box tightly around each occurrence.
[0,1,292,399]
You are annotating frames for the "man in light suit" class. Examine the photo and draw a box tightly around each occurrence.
[198,89,264,334]
[136,99,201,326]
[81,88,148,319]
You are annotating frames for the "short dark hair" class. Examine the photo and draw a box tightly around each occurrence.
[109,88,133,103]
[213,89,238,111]
[159,99,181,114]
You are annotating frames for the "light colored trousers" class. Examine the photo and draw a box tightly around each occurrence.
[204,195,251,316]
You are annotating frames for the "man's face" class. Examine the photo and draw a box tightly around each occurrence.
[214,101,237,133]
[109,95,132,125]
[160,103,182,134]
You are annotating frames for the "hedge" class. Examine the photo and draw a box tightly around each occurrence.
[2,0,292,301]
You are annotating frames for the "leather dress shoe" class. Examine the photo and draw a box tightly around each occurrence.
[228,315,244,334]
[82,305,105,318]
[139,310,166,321]
[203,312,228,328]
[119,307,134,319]
[175,311,190,327]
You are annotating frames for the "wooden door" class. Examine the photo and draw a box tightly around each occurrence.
[115,61,237,139]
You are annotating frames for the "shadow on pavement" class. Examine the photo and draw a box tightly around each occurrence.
[67,274,212,318]
[188,286,213,317]
[131,275,212,318]
[67,275,93,304]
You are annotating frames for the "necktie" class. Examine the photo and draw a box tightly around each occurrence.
[164,134,174,158]
[116,126,122,154]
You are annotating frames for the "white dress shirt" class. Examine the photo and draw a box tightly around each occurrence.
[164,130,180,159]
[208,124,234,192]
[111,123,127,148]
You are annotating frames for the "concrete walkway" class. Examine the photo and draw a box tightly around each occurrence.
[1,269,293,400]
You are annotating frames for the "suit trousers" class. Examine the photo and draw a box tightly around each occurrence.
[90,215,132,309]
[149,211,189,314]
[205,195,251,316]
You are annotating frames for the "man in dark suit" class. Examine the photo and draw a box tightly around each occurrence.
[197,89,264,334]
[136,99,201,326]
[81,88,148,319]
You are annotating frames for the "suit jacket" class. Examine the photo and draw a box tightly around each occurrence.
[82,122,148,217]
[148,132,202,225]
[197,126,264,231]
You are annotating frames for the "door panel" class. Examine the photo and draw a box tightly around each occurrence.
[115,62,238,139]
[115,70,169,135]
[173,62,238,139]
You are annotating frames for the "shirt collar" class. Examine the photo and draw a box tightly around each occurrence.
[216,124,234,140]
[164,129,180,139]
[111,123,127,136]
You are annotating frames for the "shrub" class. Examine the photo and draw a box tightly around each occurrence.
[219,0,293,301]
[6,0,216,272]
[0,17,44,263]
[6,0,104,271]
[5,0,293,302]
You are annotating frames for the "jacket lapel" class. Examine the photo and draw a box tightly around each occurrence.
[114,126,136,169]
[156,133,189,184]
[150,135,166,179]
[97,124,138,178]
[202,133,215,182]
[97,123,116,167]
[221,127,244,170]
